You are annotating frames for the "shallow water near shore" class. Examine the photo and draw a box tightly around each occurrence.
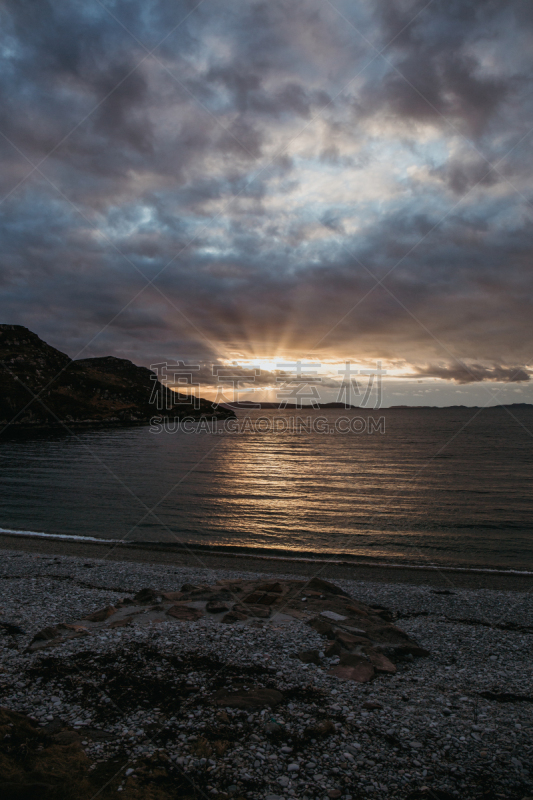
[1,407,532,571]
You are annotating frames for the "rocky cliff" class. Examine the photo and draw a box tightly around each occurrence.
[0,325,231,427]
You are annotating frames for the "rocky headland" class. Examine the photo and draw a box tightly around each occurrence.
[0,324,232,427]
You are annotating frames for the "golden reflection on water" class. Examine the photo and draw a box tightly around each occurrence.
[151,409,532,568]
[1,408,532,569]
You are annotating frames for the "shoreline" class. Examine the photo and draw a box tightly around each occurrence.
[1,532,532,591]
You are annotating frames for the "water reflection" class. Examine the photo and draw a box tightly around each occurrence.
[0,408,532,569]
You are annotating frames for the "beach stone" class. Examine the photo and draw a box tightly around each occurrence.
[363,647,397,674]
[339,653,370,668]
[307,577,350,596]
[57,623,88,633]
[362,701,383,710]
[211,687,284,709]
[108,616,134,628]
[324,641,343,657]
[206,600,230,613]
[368,623,411,644]
[84,605,117,622]
[160,591,185,601]
[180,582,204,592]
[0,622,25,635]
[32,626,61,642]
[395,644,430,658]
[243,591,281,605]
[335,631,370,648]
[166,604,203,621]
[222,610,248,623]
[346,604,369,617]
[328,663,375,683]
[264,722,281,734]
[341,625,369,636]
[328,791,342,799]
[234,603,270,618]
[307,617,335,637]
[320,610,347,622]
[133,588,160,604]
[256,582,283,593]
[304,719,335,738]
[297,649,321,665]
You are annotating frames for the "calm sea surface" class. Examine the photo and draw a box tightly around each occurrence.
[1,408,532,571]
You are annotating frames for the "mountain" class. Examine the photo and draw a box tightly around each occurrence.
[0,325,232,427]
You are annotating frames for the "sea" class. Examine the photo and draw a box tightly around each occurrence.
[1,407,532,573]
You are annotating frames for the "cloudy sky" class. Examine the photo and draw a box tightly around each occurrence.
[1,0,533,405]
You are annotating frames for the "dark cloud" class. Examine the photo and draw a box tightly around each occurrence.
[0,0,531,405]
[412,363,531,384]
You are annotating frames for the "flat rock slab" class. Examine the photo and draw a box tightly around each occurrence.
[206,600,229,613]
[297,649,322,665]
[339,653,370,668]
[166,604,204,621]
[335,631,370,647]
[320,610,347,621]
[328,663,375,683]
[363,647,397,674]
[84,605,117,622]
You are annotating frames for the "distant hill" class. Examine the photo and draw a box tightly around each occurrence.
[225,401,533,410]
[223,401,360,409]
[388,404,533,409]
[0,325,232,427]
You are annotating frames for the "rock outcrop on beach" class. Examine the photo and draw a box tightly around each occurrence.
[0,324,231,427]
[27,577,427,682]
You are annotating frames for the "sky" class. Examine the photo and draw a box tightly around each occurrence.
[1,0,533,406]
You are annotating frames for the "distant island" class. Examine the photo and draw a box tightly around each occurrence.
[223,401,533,410]
[0,325,233,428]
[388,403,533,410]
[222,401,360,409]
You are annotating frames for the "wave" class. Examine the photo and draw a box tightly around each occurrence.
[0,527,117,545]
[1,527,532,576]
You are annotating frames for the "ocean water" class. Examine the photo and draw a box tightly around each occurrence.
[0,407,532,571]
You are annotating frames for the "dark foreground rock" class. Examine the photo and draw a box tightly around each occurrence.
[0,324,232,427]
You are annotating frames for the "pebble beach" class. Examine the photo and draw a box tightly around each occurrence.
[1,547,532,800]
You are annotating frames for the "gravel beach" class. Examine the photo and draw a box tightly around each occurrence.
[1,547,532,800]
